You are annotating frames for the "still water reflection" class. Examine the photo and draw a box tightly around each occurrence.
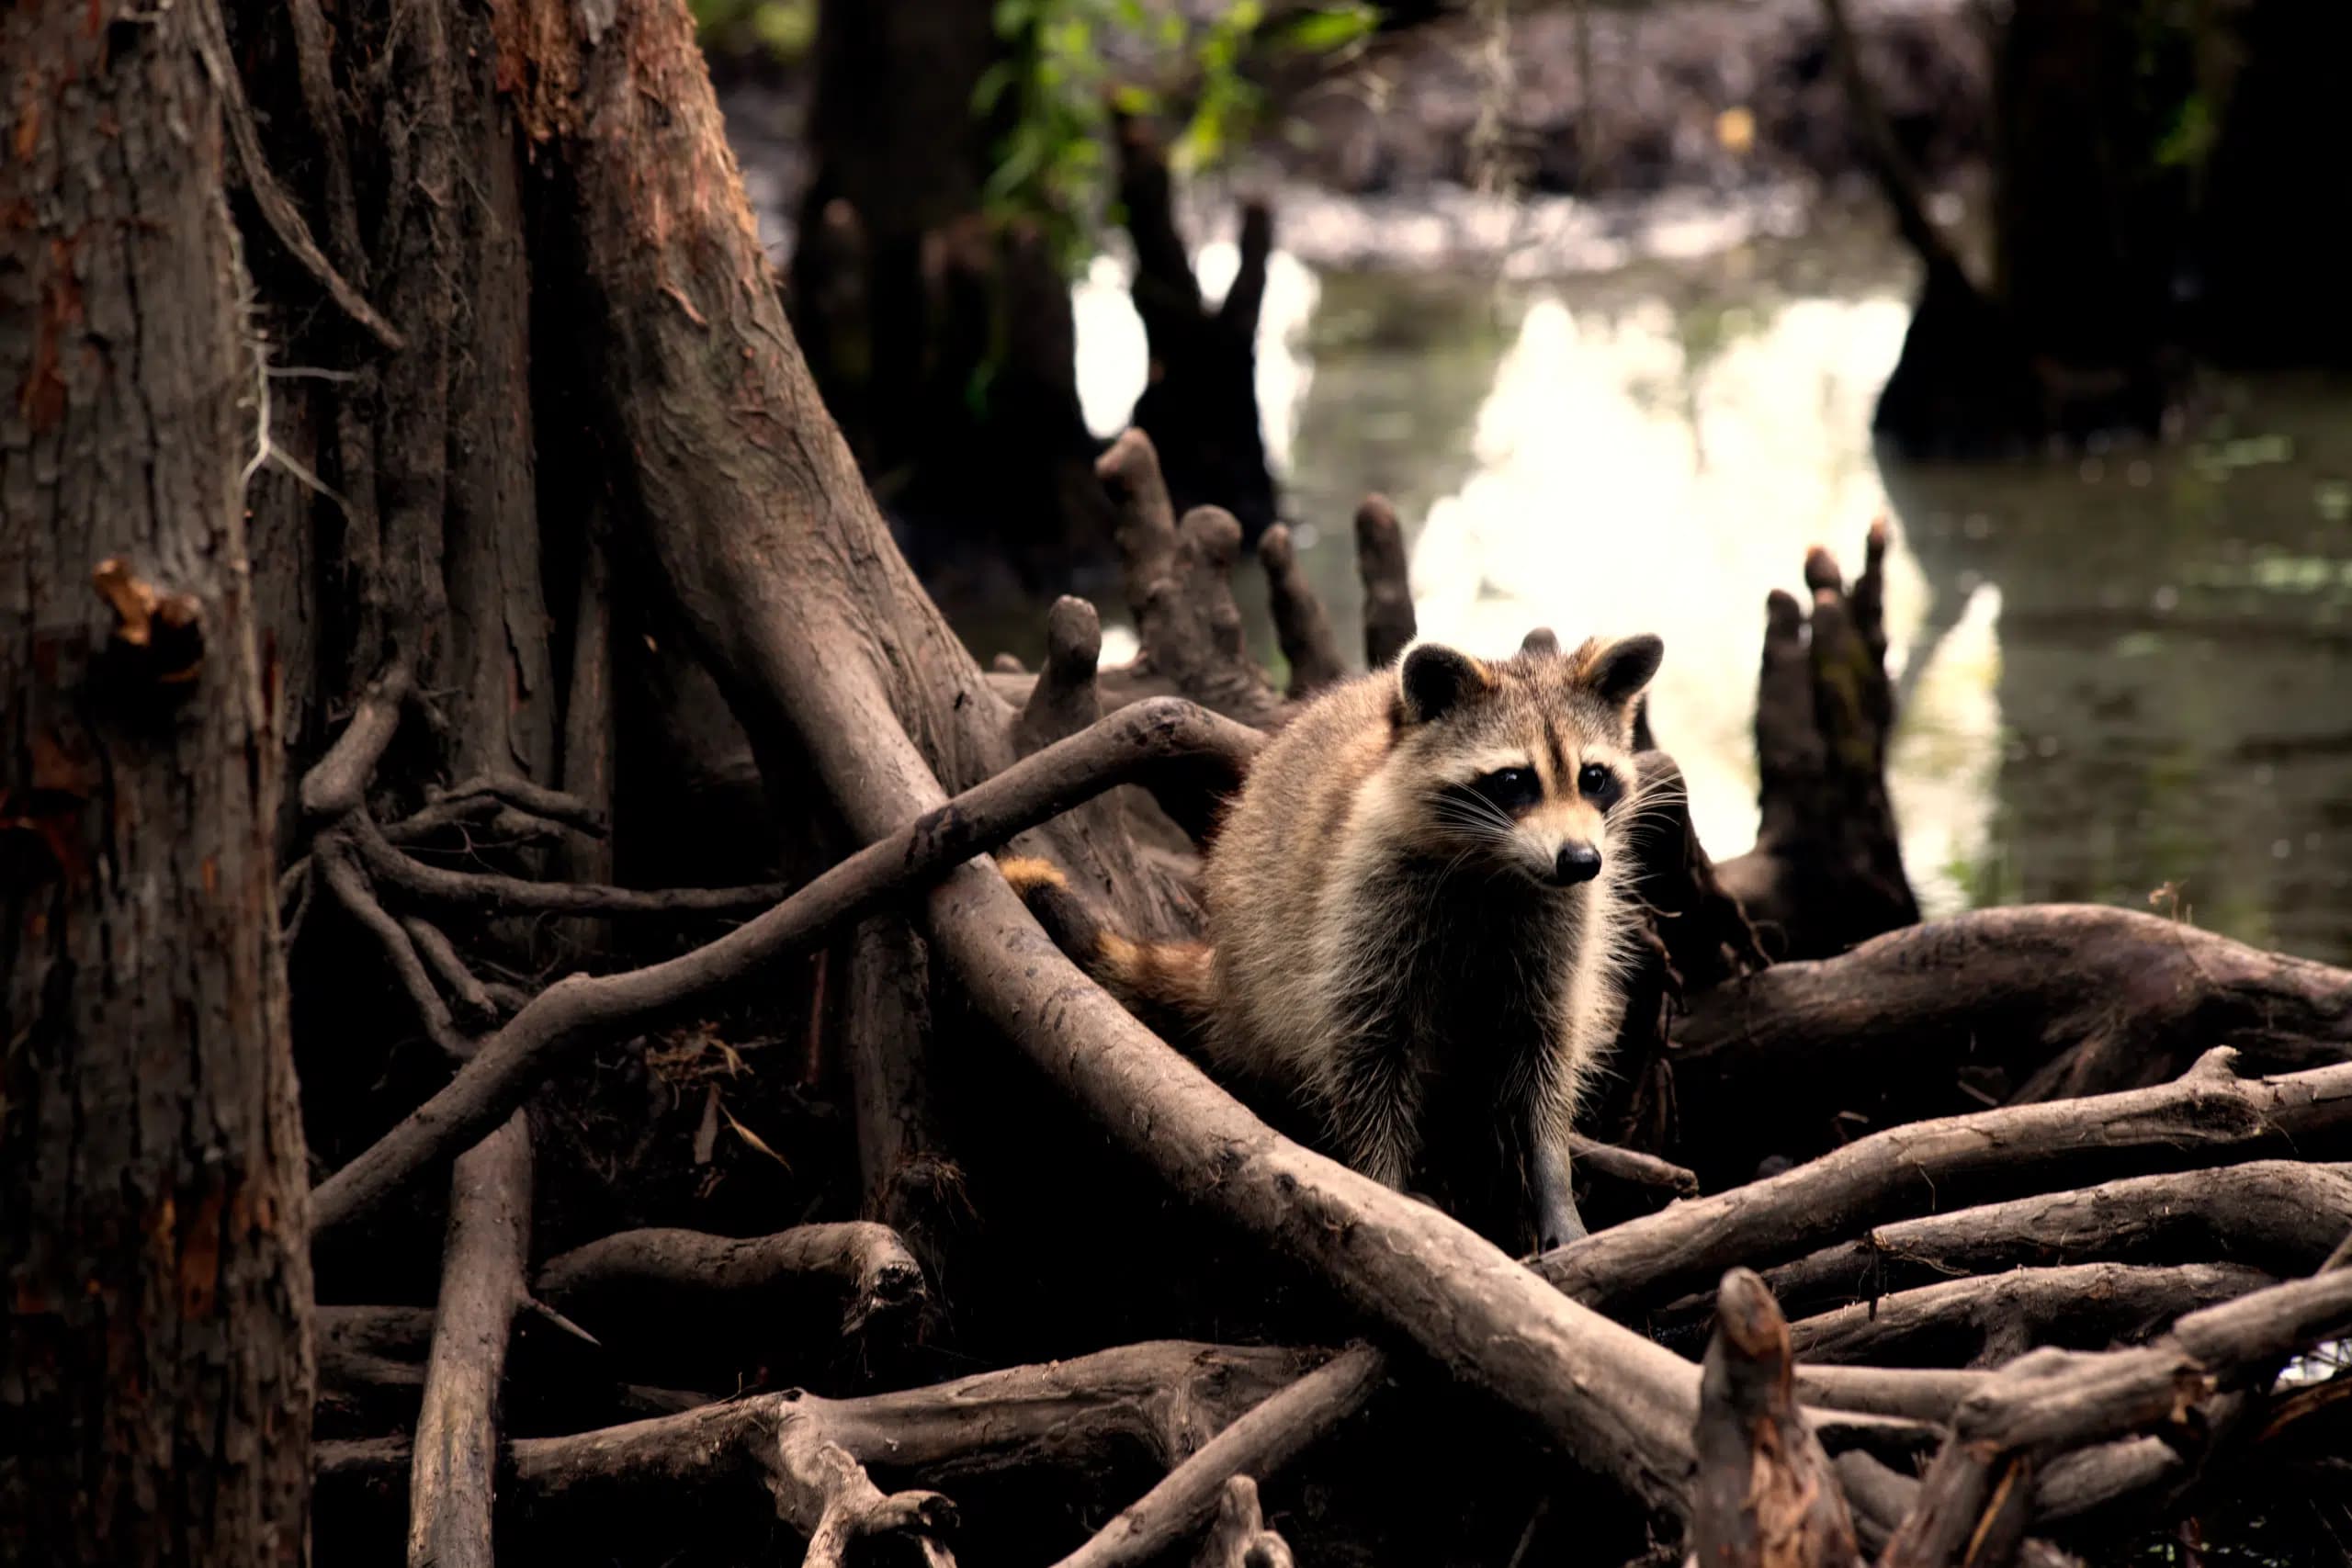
[1061,224,2352,964]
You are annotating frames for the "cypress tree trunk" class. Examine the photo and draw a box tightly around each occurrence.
[1,0,316,1560]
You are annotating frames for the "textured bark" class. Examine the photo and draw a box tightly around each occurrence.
[1689,1270,1861,1568]
[1540,1052,2352,1314]
[1721,1163,2352,1326]
[318,1340,1317,1505]
[0,1,314,1559]
[407,1114,533,1568]
[1785,1262,2273,1368]
[536,1221,927,1338]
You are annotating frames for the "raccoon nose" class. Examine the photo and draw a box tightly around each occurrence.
[1553,842,1602,885]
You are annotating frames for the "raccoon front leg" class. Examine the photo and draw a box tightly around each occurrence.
[1532,1134,1588,1252]
[1528,1072,1589,1251]
[1323,1036,1425,1195]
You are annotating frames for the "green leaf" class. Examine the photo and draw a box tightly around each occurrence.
[1276,4,1377,52]
[973,59,1018,114]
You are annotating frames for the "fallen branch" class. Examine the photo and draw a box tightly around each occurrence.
[1786,1261,2274,1368]
[1567,1135,1700,1201]
[1539,1050,2352,1314]
[1881,1259,2352,1564]
[312,698,1261,1235]
[317,1341,1317,1505]
[1054,1344,1384,1568]
[407,1114,533,1568]
[535,1222,926,1337]
[1730,1162,2352,1324]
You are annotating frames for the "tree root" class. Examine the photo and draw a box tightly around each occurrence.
[1055,1344,1384,1568]
[407,1114,533,1568]
[1669,905,2352,1182]
[535,1222,927,1338]
[311,697,1261,1235]
[318,1340,1316,1513]
[1718,1162,2352,1325]
[1540,1049,2352,1313]
[1785,1261,2275,1368]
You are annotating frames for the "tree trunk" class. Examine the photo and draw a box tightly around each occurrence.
[1,0,315,1559]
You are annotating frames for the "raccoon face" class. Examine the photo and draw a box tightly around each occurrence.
[1396,635,1661,890]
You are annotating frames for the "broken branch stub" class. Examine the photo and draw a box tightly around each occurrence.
[1354,495,1416,670]
[1689,1269,1861,1568]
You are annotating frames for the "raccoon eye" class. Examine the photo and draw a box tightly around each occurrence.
[1578,762,1622,807]
[1474,767,1543,814]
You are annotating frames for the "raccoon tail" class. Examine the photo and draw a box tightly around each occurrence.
[996,855,1216,1043]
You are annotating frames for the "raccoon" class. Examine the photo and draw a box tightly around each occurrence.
[1004,630,1664,1252]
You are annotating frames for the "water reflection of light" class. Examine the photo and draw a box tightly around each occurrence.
[1888,581,2003,917]
[1070,244,1320,477]
[1406,288,1996,907]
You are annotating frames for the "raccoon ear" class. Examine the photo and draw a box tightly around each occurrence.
[1398,644,1492,725]
[1586,634,1664,708]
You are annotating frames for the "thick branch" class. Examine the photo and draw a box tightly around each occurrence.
[1881,1262,2352,1565]
[928,862,1702,1510]
[535,1222,926,1338]
[1054,1344,1384,1568]
[1539,1051,2352,1314]
[1786,1262,2273,1368]
[311,699,1262,1235]
[407,1113,533,1568]
[319,1341,1317,1504]
[1736,1162,2352,1324]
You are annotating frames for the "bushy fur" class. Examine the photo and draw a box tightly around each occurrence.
[1005,632,1666,1251]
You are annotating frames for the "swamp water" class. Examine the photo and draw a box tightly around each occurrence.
[1051,193,2352,964]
